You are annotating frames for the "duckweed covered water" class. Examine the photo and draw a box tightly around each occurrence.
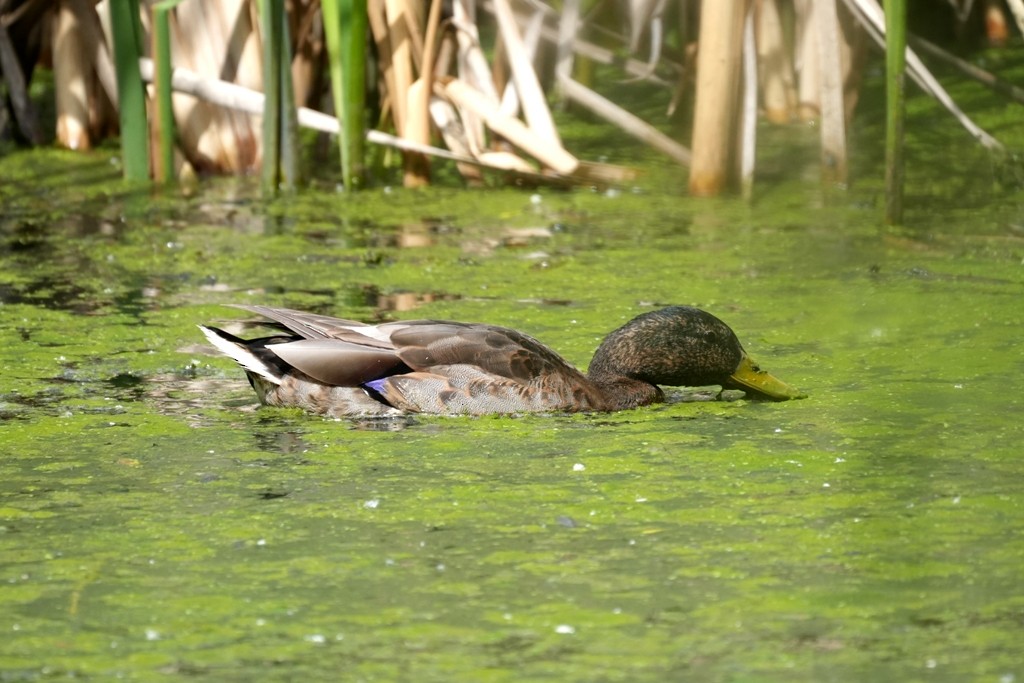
[3,82,1024,680]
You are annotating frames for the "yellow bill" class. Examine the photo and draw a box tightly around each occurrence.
[726,355,807,401]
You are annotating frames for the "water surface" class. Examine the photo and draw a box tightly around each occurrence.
[2,92,1023,681]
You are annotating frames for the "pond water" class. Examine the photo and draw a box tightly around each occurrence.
[2,89,1024,680]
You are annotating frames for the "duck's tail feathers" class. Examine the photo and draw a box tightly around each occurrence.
[198,325,283,385]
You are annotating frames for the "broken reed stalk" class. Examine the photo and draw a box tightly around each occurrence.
[499,10,544,119]
[135,58,600,186]
[54,1,91,151]
[909,34,1024,105]
[756,0,797,124]
[260,0,281,191]
[553,0,580,104]
[840,0,1003,151]
[441,77,578,174]
[152,0,183,183]
[739,5,757,200]
[384,0,413,137]
[108,0,150,180]
[884,0,906,225]
[1006,0,1024,36]
[259,0,298,192]
[483,0,676,85]
[279,4,299,189]
[164,1,263,174]
[794,0,820,121]
[817,0,848,186]
[491,0,561,148]
[323,0,368,189]
[689,0,746,196]
[403,0,443,187]
[558,75,690,166]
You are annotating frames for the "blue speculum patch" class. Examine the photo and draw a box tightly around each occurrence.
[363,377,389,394]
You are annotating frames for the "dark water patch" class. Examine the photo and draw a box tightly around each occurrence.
[0,219,57,255]
[0,278,100,314]
[106,372,147,399]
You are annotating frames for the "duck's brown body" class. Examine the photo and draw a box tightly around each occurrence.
[200,305,803,417]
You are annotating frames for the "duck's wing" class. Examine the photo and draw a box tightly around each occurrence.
[387,321,580,382]
[234,305,389,345]
[234,307,594,412]
[379,322,597,413]
[238,306,581,382]
[235,306,407,385]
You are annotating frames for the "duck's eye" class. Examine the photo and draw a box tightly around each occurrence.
[704,331,718,343]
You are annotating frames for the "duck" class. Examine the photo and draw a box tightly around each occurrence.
[199,305,805,417]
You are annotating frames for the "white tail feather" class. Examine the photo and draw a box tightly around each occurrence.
[198,325,282,385]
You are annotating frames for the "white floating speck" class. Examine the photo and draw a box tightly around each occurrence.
[952,495,961,504]
[256,538,266,546]
[925,658,937,669]
[635,496,647,503]
[774,428,783,433]
[954,384,964,389]
[304,634,326,644]
[363,499,380,509]
[555,624,575,634]
[822,483,831,488]
[144,629,160,641]
[834,457,845,463]
[572,463,585,472]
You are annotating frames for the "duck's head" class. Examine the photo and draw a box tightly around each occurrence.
[587,306,805,401]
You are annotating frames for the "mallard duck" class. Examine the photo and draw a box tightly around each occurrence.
[199,305,805,417]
